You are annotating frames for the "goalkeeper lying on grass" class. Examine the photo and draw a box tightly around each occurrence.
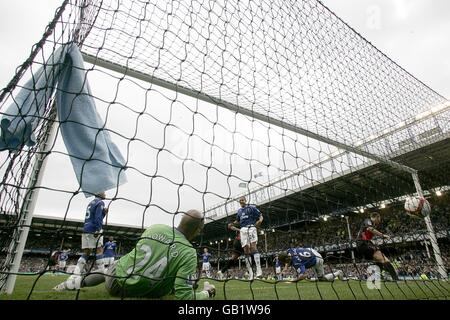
[54,209,215,300]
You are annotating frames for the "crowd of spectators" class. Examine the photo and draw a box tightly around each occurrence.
[207,245,450,281]
[259,200,449,253]
[3,197,448,276]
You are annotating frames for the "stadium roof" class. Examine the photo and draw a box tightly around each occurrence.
[0,214,144,239]
[202,135,450,239]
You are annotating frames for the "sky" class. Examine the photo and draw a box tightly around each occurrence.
[0,0,449,228]
[321,0,450,99]
[1,1,449,97]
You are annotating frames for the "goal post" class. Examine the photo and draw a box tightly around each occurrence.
[1,107,58,294]
[411,172,448,280]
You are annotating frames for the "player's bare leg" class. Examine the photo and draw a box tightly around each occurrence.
[373,250,398,281]
[218,251,240,280]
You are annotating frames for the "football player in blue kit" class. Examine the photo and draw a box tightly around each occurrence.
[58,250,69,272]
[54,192,108,291]
[230,196,264,279]
[274,254,283,281]
[278,247,344,281]
[201,247,212,278]
[103,236,117,268]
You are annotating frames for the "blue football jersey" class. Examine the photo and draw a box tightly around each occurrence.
[103,241,117,258]
[236,205,261,227]
[202,252,211,263]
[58,251,68,261]
[275,257,282,268]
[288,247,321,274]
[83,197,106,233]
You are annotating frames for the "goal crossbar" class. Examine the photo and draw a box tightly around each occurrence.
[82,53,417,176]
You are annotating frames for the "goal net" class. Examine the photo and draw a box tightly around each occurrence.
[0,0,449,299]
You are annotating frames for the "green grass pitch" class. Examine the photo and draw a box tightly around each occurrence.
[1,275,449,300]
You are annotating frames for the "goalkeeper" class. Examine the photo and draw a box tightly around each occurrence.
[54,209,215,300]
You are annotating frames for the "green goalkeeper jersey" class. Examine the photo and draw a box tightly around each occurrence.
[114,224,208,300]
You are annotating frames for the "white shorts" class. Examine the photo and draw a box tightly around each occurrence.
[312,257,325,278]
[240,226,258,247]
[202,262,210,271]
[81,233,103,249]
[104,257,115,266]
[275,266,281,274]
[58,261,66,268]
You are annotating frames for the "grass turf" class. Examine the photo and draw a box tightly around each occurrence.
[1,274,449,300]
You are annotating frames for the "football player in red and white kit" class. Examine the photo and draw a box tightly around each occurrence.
[356,212,398,281]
